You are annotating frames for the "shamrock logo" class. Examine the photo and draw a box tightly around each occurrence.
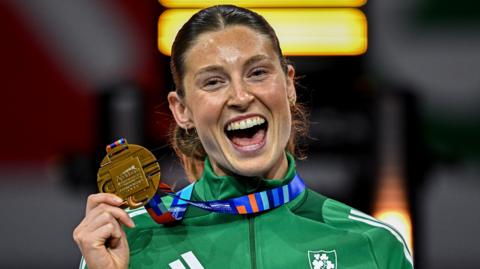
[308,250,337,269]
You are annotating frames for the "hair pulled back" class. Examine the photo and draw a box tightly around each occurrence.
[169,5,307,179]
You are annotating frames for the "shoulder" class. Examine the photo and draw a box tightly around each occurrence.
[320,195,413,268]
[292,189,413,268]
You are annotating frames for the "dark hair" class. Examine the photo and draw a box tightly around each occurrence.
[171,5,287,98]
[169,5,307,179]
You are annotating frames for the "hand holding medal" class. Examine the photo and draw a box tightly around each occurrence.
[96,138,190,224]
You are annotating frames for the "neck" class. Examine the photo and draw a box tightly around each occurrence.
[265,153,289,179]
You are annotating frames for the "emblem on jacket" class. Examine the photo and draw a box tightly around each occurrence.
[308,250,337,269]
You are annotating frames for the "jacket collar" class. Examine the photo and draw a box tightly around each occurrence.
[192,152,296,201]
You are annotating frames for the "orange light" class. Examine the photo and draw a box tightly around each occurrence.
[373,209,413,253]
[158,8,367,56]
[372,171,414,254]
[159,0,367,8]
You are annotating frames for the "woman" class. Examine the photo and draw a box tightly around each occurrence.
[74,5,413,269]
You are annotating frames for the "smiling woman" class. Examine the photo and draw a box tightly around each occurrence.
[168,24,296,180]
[73,5,413,269]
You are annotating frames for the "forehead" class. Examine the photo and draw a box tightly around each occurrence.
[183,25,277,72]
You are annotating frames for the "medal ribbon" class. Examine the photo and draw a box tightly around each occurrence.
[145,174,306,224]
[106,138,126,151]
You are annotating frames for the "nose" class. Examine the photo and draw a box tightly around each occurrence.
[227,80,254,110]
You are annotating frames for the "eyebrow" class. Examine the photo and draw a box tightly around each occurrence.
[244,54,271,68]
[195,65,225,78]
[194,54,272,78]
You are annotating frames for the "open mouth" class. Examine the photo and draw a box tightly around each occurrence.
[224,116,268,151]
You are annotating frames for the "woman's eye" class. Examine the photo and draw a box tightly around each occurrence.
[249,68,268,79]
[203,78,223,88]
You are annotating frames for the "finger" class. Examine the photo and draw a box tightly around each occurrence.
[73,209,130,253]
[105,219,124,249]
[84,210,119,233]
[86,193,124,214]
[86,203,135,229]
[87,222,121,248]
[108,218,126,248]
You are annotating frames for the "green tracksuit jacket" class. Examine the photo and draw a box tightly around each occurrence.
[80,154,413,269]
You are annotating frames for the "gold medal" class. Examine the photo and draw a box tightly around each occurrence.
[97,138,160,209]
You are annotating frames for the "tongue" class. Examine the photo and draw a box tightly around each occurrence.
[230,128,266,147]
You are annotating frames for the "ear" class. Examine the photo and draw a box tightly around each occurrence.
[286,64,297,105]
[168,91,194,129]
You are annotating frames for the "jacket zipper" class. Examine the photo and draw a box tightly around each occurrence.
[248,216,257,269]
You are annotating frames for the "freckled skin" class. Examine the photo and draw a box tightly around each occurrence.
[169,26,296,179]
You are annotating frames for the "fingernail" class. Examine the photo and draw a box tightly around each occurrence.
[114,197,123,203]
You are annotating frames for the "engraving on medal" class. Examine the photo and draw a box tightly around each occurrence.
[110,157,149,198]
[97,139,161,209]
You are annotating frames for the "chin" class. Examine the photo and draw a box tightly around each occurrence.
[227,150,281,178]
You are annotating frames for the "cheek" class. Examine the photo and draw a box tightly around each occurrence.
[258,79,292,137]
[188,93,225,130]
[258,79,290,113]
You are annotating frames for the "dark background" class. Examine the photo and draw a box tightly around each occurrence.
[1,0,479,268]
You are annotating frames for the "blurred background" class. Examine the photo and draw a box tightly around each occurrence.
[1,0,479,268]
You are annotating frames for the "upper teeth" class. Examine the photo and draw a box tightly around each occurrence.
[226,116,265,131]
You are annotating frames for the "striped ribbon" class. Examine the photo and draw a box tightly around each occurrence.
[106,138,126,151]
[145,174,306,224]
